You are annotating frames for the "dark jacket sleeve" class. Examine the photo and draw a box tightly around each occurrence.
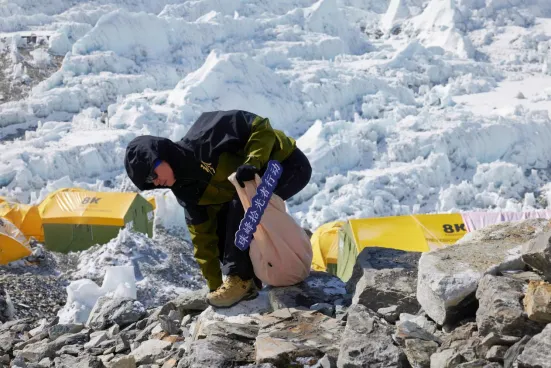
[185,110,278,170]
[181,199,223,291]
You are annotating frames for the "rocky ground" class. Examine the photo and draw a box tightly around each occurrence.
[0,228,205,323]
[2,219,551,367]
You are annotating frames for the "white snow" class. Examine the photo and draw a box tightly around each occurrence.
[58,265,137,324]
[1,0,551,305]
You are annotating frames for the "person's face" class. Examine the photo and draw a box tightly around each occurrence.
[146,161,176,187]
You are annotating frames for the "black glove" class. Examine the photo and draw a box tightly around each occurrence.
[236,165,258,188]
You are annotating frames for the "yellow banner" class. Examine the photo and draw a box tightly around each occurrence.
[349,216,430,253]
[311,213,470,270]
[413,213,467,250]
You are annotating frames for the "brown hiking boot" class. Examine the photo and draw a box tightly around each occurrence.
[206,275,258,308]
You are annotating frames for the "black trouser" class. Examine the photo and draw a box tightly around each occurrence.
[215,147,312,284]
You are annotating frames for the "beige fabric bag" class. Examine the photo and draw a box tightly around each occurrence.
[228,173,312,287]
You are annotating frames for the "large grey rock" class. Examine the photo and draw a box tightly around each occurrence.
[503,336,531,368]
[52,354,104,368]
[440,323,477,349]
[15,339,52,362]
[430,349,466,368]
[516,324,551,368]
[521,230,551,280]
[49,332,89,351]
[523,280,551,323]
[255,308,344,365]
[347,248,421,316]
[268,271,347,311]
[394,314,441,344]
[180,336,255,368]
[0,286,14,323]
[129,340,171,365]
[337,304,407,368]
[170,289,209,315]
[403,339,438,368]
[48,324,84,340]
[15,332,88,362]
[486,345,508,362]
[105,355,136,368]
[87,297,147,330]
[0,318,32,332]
[180,317,259,368]
[481,333,521,348]
[0,330,19,353]
[417,220,548,325]
[202,321,259,341]
[476,275,543,337]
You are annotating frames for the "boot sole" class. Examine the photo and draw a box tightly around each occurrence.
[206,289,259,309]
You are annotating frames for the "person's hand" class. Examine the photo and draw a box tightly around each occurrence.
[236,165,258,188]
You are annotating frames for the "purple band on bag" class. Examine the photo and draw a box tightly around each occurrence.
[234,160,283,251]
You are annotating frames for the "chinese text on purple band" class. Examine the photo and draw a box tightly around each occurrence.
[234,160,283,250]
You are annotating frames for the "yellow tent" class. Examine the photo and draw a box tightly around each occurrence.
[0,217,32,264]
[38,189,154,253]
[0,201,44,242]
[310,221,344,273]
[146,196,157,210]
[311,213,468,281]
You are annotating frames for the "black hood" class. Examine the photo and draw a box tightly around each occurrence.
[124,135,193,191]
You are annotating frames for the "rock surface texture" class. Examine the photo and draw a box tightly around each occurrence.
[2,220,551,367]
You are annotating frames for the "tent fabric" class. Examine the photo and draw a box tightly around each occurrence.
[0,218,32,265]
[40,191,140,226]
[310,221,344,272]
[311,210,551,279]
[0,201,44,242]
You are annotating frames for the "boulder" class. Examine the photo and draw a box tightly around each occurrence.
[48,324,84,340]
[0,286,14,323]
[394,314,440,344]
[476,275,543,337]
[480,333,521,348]
[440,323,477,349]
[521,230,551,280]
[346,248,421,317]
[503,336,531,368]
[129,340,172,365]
[417,220,548,325]
[337,304,407,368]
[268,271,347,311]
[430,349,466,367]
[523,280,551,323]
[485,345,508,363]
[14,339,52,362]
[516,324,551,368]
[87,297,147,330]
[170,289,209,316]
[180,319,258,368]
[0,330,19,353]
[52,354,104,368]
[255,308,344,366]
[202,321,259,342]
[180,335,255,368]
[403,339,438,368]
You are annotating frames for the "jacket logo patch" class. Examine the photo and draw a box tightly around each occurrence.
[200,161,215,175]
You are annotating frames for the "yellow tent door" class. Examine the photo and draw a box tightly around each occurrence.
[0,218,32,264]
